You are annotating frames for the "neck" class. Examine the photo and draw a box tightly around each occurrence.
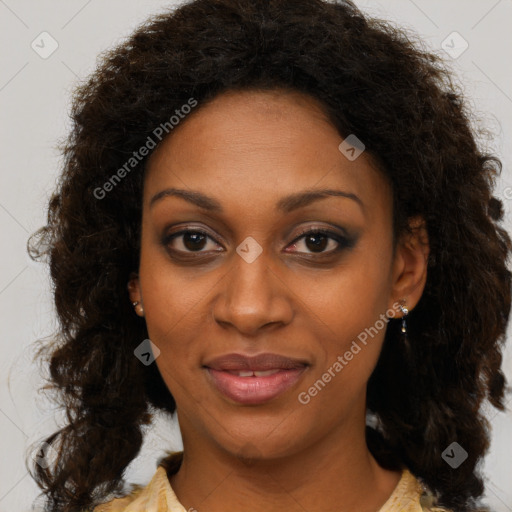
[168,413,402,512]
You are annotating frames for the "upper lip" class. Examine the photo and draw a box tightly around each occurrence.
[204,353,309,371]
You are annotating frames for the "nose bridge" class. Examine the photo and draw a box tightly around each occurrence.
[213,237,293,332]
[233,241,269,293]
[229,240,273,309]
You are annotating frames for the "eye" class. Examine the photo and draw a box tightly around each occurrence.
[163,229,222,253]
[286,228,352,255]
[162,226,354,257]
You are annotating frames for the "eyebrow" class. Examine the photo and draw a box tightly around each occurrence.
[149,187,364,214]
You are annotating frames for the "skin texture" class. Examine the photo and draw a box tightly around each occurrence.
[128,89,429,512]
[29,2,512,509]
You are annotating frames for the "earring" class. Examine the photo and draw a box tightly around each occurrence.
[399,301,415,372]
[399,303,409,335]
[132,301,144,315]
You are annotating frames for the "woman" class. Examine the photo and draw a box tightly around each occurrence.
[27,0,511,511]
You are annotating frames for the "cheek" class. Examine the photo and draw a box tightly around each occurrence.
[298,248,393,394]
[303,249,392,338]
[296,318,388,424]
[137,255,211,391]
[139,238,212,336]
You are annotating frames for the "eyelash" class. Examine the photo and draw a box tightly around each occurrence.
[162,227,353,257]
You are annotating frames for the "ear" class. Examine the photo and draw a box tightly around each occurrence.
[388,215,429,313]
[127,271,144,317]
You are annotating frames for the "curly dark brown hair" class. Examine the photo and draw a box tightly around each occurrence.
[27,0,511,511]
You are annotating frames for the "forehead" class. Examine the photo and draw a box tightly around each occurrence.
[143,89,391,222]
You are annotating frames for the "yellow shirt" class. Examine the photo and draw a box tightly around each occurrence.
[93,452,448,512]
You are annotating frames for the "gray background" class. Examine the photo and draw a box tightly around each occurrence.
[1,1,511,510]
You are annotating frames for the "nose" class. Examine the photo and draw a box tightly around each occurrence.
[212,246,294,336]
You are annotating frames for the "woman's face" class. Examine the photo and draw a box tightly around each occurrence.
[129,89,428,461]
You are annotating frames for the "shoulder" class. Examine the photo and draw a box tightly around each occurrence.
[92,452,185,512]
[378,468,454,512]
[92,485,145,512]
[91,467,174,511]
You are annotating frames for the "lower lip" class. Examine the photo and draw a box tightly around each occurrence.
[205,367,307,405]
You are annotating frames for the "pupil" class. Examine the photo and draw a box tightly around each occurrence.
[184,232,206,251]
[306,234,327,252]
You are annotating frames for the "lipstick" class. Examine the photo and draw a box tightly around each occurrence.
[203,353,308,405]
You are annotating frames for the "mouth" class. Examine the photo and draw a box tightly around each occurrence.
[203,352,309,405]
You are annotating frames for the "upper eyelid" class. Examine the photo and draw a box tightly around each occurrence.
[293,226,345,238]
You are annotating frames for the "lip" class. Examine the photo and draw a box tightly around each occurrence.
[205,367,307,404]
[204,352,309,371]
[203,353,309,405]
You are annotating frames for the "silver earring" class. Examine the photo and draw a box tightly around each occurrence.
[132,301,139,307]
[399,303,409,334]
[399,302,415,369]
